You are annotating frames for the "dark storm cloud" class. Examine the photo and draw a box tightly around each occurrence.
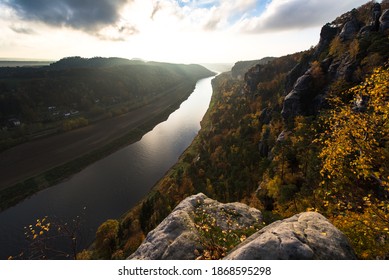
[4,0,130,31]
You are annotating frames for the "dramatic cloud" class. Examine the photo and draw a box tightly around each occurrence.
[3,0,130,31]
[236,0,368,33]
[0,0,370,62]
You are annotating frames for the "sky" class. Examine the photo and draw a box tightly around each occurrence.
[0,0,370,63]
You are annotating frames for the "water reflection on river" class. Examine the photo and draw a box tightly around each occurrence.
[0,76,214,259]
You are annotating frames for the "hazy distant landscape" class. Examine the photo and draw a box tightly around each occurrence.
[0,60,53,67]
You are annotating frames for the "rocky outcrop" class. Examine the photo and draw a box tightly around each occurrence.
[280,2,389,123]
[244,65,262,94]
[128,194,356,260]
[232,58,275,80]
[312,23,339,63]
[340,18,362,41]
[281,72,313,121]
[359,4,387,35]
[128,193,262,260]
[225,212,356,260]
[380,9,389,32]
[372,3,382,31]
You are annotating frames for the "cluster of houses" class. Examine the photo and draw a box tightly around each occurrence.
[1,106,81,131]
[48,106,79,119]
[0,117,21,131]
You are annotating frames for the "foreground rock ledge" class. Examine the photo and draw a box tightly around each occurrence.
[128,193,262,260]
[225,212,356,260]
[128,193,356,260]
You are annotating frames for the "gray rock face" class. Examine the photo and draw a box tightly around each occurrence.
[281,72,313,121]
[244,65,262,94]
[380,9,389,32]
[328,53,358,83]
[372,3,382,31]
[128,193,263,260]
[339,19,361,41]
[225,212,356,260]
[314,23,339,57]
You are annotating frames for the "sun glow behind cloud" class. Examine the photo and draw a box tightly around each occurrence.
[0,0,370,63]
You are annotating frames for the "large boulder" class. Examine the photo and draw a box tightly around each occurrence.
[128,193,263,260]
[224,212,356,260]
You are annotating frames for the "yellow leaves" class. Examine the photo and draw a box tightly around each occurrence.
[331,207,389,259]
[317,66,389,188]
[193,206,263,260]
[25,216,51,241]
[240,235,247,242]
[315,66,389,259]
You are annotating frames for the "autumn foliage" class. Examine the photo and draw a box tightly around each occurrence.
[317,66,389,258]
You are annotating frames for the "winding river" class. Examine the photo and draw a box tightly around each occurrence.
[0,75,215,259]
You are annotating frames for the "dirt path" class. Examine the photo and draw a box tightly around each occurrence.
[0,82,194,190]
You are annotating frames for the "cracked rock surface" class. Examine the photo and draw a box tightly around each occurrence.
[128,193,262,260]
[224,212,356,260]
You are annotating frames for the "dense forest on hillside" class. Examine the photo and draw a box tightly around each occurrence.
[0,58,214,151]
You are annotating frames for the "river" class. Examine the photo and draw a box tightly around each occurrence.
[0,76,215,259]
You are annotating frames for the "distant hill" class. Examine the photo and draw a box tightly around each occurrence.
[0,57,215,151]
[0,61,52,67]
[49,56,144,69]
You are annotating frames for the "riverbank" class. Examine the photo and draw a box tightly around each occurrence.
[0,81,201,211]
